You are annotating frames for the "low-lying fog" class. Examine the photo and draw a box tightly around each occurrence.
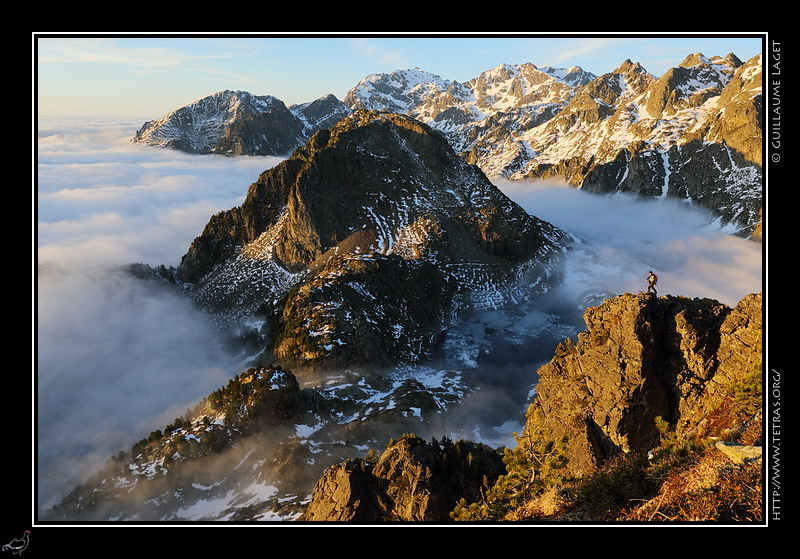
[35,117,763,516]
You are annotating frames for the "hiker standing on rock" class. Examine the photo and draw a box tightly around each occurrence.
[646,271,658,295]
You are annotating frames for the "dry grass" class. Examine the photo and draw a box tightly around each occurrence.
[621,449,763,522]
[500,442,763,523]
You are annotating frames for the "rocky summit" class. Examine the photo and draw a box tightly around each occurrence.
[131,90,351,156]
[177,109,567,371]
[529,292,763,477]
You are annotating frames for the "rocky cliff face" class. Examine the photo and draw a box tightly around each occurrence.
[299,435,505,522]
[528,292,762,477]
[178,109,567,370]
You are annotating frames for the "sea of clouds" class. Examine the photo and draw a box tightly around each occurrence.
[36,117,285,513]
[34,117,763,515]
[495,179,763,308]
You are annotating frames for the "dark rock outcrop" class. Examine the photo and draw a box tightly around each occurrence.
[299,435,506,522]
[298,292,762,523]
[273,252,459,369]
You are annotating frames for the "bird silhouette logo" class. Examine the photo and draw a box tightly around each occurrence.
[2,531,29,555]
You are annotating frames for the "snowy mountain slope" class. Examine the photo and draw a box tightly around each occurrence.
[476,55,745,174]
[571,54,763,235]
[346,55,761,238]
[132,90,351,156]
[130,51,763,235]
[45,364,480,521]
[344,63,596,159]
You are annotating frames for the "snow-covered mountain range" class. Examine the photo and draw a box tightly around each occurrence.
[132,52,763,238]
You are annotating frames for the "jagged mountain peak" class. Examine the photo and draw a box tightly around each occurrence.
[179,108,566,369]
[606,58,649,78]
[470,62,528,83]
[254,110,551,269]
[467,61,595,88]
[468,61,593,83]
[639,51,747,122]
[679,52,743,70]
[288,93,351,132]
[181,109,556,276]
[164,89,289,124]
[590,59,653,94]
[132,89,350,156]
[670,51,743,83]
[462,62,595,118]
[539,64,596,86]
[345,68,457,95]
[364,66,449,84]
[289,92,341,111]
[184,89,283,110]
[612,58,636,71]
[344,68,468,113]
[215,88,281,104]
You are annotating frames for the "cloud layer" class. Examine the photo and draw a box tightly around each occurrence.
[36,118,282,511]
[496,179,762,308]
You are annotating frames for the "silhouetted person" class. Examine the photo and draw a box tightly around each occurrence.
[646,271,658,295]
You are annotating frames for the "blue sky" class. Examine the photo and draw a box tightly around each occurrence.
[35,33,765,120]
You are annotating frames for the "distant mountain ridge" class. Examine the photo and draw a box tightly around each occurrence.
[132,91,351,156]
[131,52,763,238]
